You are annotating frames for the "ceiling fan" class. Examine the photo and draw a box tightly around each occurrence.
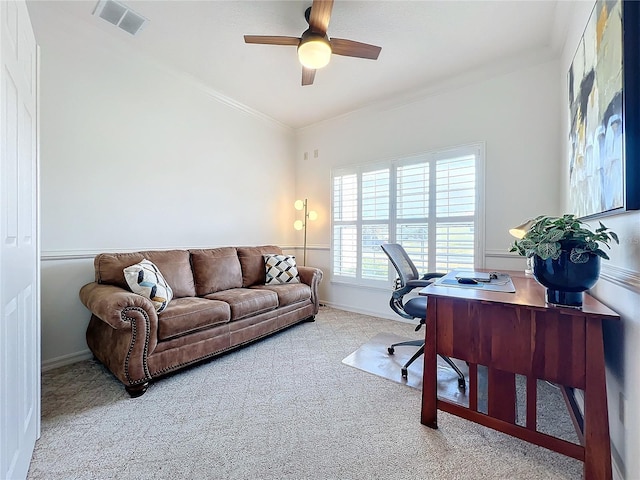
[244,0,381,86]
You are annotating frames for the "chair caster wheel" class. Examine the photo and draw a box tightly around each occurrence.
[458,378,466,389]
[388,347,395,355]
[401,368,408,378]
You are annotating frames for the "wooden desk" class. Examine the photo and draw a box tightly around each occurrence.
[419,271,619,480]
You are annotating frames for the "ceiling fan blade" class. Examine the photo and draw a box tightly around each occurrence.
[308,0,334,35]
[244,35,300,46]
[302,67,316,86]
[330,38,381,60]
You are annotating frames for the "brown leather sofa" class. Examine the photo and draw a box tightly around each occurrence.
[79,245,322,397]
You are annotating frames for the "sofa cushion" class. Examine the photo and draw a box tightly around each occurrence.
[252,283,311,307]
[95,252,144,290]
[144,250,196,298]
[264,254,300,285]
[237,245,282,287]
[190,247,243,296]
[158,297,230,341]
[206,288,278,321]
[95,250,196,298]
[123,260,173,313]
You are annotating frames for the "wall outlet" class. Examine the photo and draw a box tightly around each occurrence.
[304,152,308,160]
[314,149,318,158]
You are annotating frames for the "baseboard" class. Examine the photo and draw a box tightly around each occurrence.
[41,305,404,372]
[319,301,411,324]
[612,448,625,480]
[42,350,93,372]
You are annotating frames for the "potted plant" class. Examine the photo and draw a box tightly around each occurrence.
[510,214,619,307]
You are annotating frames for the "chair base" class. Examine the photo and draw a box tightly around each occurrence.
[388,340,466,389]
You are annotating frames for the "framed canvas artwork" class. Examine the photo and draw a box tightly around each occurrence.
[568,0,639,218]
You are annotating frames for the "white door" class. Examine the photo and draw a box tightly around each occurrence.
[1,0,40,478]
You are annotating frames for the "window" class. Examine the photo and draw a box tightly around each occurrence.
[331,144,484,285]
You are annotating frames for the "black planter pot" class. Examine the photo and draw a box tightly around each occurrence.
[532,246,601,308]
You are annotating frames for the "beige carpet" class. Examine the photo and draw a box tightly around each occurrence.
[341,332,579,442]
[28,307,582,479]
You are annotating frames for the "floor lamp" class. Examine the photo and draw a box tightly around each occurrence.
[294,198,317,266]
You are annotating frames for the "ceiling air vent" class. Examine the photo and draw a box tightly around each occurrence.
[93,0,149,36]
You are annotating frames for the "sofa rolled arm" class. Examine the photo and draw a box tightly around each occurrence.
[79,282,158,330]
[297,266,323,314]
[80,282,159,390]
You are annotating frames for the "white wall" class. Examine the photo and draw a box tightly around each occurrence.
[31,5,297,367]
[295,55,562,317]
[27,1,640,476]
[560,3,640,478]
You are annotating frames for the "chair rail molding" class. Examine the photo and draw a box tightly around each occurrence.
[600,263,640,294]
[41,245,300,261]
[485,249,517,259]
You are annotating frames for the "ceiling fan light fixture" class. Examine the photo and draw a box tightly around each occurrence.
[298,34,332,69]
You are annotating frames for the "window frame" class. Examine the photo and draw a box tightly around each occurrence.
[331,143,485,287]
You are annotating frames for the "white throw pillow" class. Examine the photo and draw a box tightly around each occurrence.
[264,254,300,285]
[123,259,173,313]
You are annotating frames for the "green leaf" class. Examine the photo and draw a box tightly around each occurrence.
[536,242,559,260]
[586,240,598,251]
[546,228,565,242]
[569,249,590,263]
[592,249,610,260]
[521,214,618,264]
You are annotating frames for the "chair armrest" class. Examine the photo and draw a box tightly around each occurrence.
[420,272,446,281]
[405,273,445,290]
[79,282,158,330]
[405,279,430,289]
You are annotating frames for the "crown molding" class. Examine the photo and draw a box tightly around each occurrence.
[296,46,557,132]
[35,2,292,134]
[166,70,292,133]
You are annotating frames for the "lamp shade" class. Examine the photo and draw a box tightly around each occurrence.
[294,199,304,211]
[308,210,318,221]
[293,220,304,231]
[297,34,331,69]
[509,219,535,239]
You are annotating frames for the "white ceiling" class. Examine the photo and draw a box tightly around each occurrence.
[27,0,569,129]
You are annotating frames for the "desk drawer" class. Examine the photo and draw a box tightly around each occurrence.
[433,297,586,389]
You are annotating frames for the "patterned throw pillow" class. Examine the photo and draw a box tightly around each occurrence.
[264,254,300,285]
[123,259,173,313]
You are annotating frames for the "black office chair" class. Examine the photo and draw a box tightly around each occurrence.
[381,243,466,389]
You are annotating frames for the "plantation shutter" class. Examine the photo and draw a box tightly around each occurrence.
[331,144,481,285]
[362,169,390,280]
[434,154,476,271]
[396,162,430,273]
[333,173,358,277]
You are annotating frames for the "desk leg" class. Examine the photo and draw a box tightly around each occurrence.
[584,317,612,480]
[488,368,516,423]
[421,299,438,429]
